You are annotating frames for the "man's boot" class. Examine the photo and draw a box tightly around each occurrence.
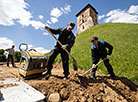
[44,70,51,80]
[45,70,51,75]
[13,64,17,68]
[111,75,118,80]
[63,75,69,80]
[111,73,118,80]
[7,63,10,68]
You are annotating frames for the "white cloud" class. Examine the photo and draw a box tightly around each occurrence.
[30,20,45,30]
[38,15,44,20]
[34,47,50,54]
[128,5,138,14]
[0,37,14,49]
[98,15,105,20]
[50,17,58,24]
[43,32,49,36]
[0,0,31,26]
[0,38,50,54]
[19,43,50,54]
[48,4,71,24]
[19,44,33,51]
[61,5,71,14]
[28,45,33,49]
[103,5,138,23]
[47,20,52,24]
[0,0,45,29]
[50,8,63,18]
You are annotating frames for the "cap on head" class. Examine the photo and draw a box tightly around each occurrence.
[91,36,98,42]
[69,21,75,29]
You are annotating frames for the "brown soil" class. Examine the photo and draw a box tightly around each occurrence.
[0,66,19,88]
[0,63,138,102]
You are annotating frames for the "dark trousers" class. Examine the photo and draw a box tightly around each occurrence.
[92,58,115,77]
[47,48,69,77]
[7,55,15,67]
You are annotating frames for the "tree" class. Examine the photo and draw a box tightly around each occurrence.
[14,51,21,62]
[0,49,4,54]
[0,49,6,62]
[0,49,21,62]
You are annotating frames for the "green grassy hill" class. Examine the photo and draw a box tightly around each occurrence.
[52,23,138,84]
[71,23,138,84]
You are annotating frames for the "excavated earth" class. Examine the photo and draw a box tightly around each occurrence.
[0,63,138,102]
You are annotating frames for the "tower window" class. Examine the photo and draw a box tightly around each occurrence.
[82,25,85,29]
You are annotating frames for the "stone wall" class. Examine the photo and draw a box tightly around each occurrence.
[76,6,98,35]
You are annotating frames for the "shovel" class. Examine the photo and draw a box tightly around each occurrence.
[77,57,109,77]
[45,28,78,71]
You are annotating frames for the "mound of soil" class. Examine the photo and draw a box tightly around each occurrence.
[25,63,138,102]
[0,63,138,102]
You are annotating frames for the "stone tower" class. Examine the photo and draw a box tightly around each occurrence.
[76,4,98,35]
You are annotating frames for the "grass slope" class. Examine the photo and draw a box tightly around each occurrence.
[71,23,138,84]
[52,23,138,84]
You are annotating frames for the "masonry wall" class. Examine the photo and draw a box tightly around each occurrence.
[76,7,98,35]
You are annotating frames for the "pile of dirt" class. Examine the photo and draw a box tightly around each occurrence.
[0,68,18,88]
[24,63,138,102]
[0,63,138,102]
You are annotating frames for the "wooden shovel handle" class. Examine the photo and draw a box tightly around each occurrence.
[80,57,109,76]
[46,28,74,59]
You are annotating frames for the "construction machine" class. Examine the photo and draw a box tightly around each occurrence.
[18,43,47,79]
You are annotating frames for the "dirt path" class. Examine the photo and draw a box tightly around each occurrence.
[0,63,138,102]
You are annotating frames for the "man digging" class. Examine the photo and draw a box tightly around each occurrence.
[45,22,75,80]
[90,36,117,80]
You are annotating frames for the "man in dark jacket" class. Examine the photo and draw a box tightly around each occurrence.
[90,36,117,80]
[45,22,75,80]
[6,45,16,68]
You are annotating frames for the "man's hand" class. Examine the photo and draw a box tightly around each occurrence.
[45,26,49,30]
[62,44,68,49]
[92,64,96,68]
[106,55,111,59]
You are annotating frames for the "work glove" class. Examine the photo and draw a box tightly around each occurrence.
[62,44,68,49]
[92,64,96,68]
[106,55,111,59]
[45,26,49,30]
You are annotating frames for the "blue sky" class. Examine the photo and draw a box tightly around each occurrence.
[0,0,138,53]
